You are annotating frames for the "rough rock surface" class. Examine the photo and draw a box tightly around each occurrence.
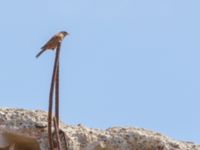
[0,108,199,150]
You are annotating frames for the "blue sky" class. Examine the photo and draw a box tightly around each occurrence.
[0,0,200,143]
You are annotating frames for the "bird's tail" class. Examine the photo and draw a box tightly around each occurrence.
[36,49,46,58]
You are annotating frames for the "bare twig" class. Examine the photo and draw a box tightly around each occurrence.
[53,117,62,150]
[48,42,61,150]
[55,60,60,127]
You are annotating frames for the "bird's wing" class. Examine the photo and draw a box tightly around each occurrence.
[41,35,58,50]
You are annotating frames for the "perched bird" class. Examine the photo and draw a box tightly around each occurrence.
[36,31,69,58]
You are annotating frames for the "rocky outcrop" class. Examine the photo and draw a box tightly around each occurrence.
[0,108,199,150]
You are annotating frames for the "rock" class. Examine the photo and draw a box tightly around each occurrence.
[0,108,199,150]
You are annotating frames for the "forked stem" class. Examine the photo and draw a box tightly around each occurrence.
[48,42,61,150]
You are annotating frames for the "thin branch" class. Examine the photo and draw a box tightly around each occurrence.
[48,42,61,150]
[55,60,60,127]
[53,117,62,150]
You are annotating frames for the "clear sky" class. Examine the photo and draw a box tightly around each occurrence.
[0,0,200,143]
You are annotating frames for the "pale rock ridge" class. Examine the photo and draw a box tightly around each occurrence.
[0,108,199,150]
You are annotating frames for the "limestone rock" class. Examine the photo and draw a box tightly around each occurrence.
[0,108,199,150]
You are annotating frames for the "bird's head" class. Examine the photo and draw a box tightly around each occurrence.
[60,31,69,37]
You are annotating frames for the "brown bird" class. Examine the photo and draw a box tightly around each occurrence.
[36,31,69,58]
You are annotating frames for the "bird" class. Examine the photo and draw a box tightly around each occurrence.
[36,31,69,58]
